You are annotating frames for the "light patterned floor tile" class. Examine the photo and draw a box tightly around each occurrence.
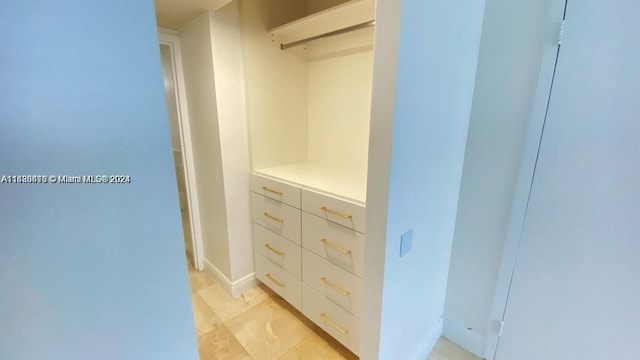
[225,296,313,360]
[189,263,215,293]
[198,324,254,360]
[198,283,269,323]
[278,330,358,360]
[427,338,481,360]
[185,261,477,360]
[192,293,224,337]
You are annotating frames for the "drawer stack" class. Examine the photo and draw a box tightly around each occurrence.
[251,174,365,356]
[251,175,303,310]
[300,188,365,356]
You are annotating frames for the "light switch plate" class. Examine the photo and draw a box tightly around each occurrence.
[400,229,413,257]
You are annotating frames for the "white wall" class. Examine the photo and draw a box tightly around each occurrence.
[209,3,254,283]
[179,13,232,279]
[363,0,486,358]
[307,51,373,177]
[0,1,197,359]
[443,0,552,355]
[241,0,309,170]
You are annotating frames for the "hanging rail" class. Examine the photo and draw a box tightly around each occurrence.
[280,20,375,50]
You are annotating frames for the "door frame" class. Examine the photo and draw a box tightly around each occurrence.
[158,28,205,271]
[483,0,567,358]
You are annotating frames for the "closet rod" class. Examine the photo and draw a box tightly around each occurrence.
[280,20,375,50]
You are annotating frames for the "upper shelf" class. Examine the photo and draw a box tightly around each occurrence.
[269,0,376,45]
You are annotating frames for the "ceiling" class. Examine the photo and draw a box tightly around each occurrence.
[154,0,232,29]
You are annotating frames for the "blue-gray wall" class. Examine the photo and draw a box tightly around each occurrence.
[0,1,198,359]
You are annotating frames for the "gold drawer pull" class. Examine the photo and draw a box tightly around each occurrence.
[266,273,285,287]
[321,206,352,219]
[263,212,284,223]
[320,313,349,334]
[262,186,283,195]
[321,277,350,295]
[265,243,284,256]
[320,238,351,254]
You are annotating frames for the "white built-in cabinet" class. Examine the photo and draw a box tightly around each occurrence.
[242,0,375,355]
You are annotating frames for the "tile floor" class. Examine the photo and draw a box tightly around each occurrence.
[186,260,480,360]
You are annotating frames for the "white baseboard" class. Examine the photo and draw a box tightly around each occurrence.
[203,258,258,299]
[231,271,259,298]
[442,317,486,358]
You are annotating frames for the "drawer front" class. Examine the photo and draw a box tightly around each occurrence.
[302,284,361,356]
[301,189,366,233]
[255,252,302,311]
[251,173,301,209]
[251,193,301,244]
[302,249,363,318]
[302,212,364,277]
[253,223,301,279]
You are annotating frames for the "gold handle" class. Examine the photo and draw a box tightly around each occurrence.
[266,273,285,287]
[263,212,284,223]
[321,277,350,295]
[265,243,284,256]
[320,238,351,254]
[320,313,349,334]
[321,206,352,219]
[262,186,282,195]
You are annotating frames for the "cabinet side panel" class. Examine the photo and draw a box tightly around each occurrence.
[366,0,487,358]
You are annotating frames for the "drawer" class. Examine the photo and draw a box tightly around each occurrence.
[253,223,301,279]
[302,212,364,277]
[302,249,363,318]
[255,252,302,311]
[251,192,301,244]
[251,173,301,209]
[302,189,366,233]
[302,284,361,356]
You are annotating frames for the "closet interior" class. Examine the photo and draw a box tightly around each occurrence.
[244,0,376,355]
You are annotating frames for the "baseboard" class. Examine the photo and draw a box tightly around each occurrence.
[409,318,444,360]
[231,271,259,298]
[442,318,486,358]
[203,258,258,299]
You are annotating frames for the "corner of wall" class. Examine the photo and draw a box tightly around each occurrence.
[203,258,258,298]
[442,318,486,358]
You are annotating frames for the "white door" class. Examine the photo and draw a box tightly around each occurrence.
[495,0,640,359]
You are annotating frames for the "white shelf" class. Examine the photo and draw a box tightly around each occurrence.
[254,162,367,205]
[269,0,375,45]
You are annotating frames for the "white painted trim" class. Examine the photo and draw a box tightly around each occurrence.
[483,1,566,359]
[442,318,486,358]
[158,32,206,272]
[203,258,258,298]
[231,272,260,298]
[204,257,233,292]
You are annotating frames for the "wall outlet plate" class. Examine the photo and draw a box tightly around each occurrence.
[400,229,413,257]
